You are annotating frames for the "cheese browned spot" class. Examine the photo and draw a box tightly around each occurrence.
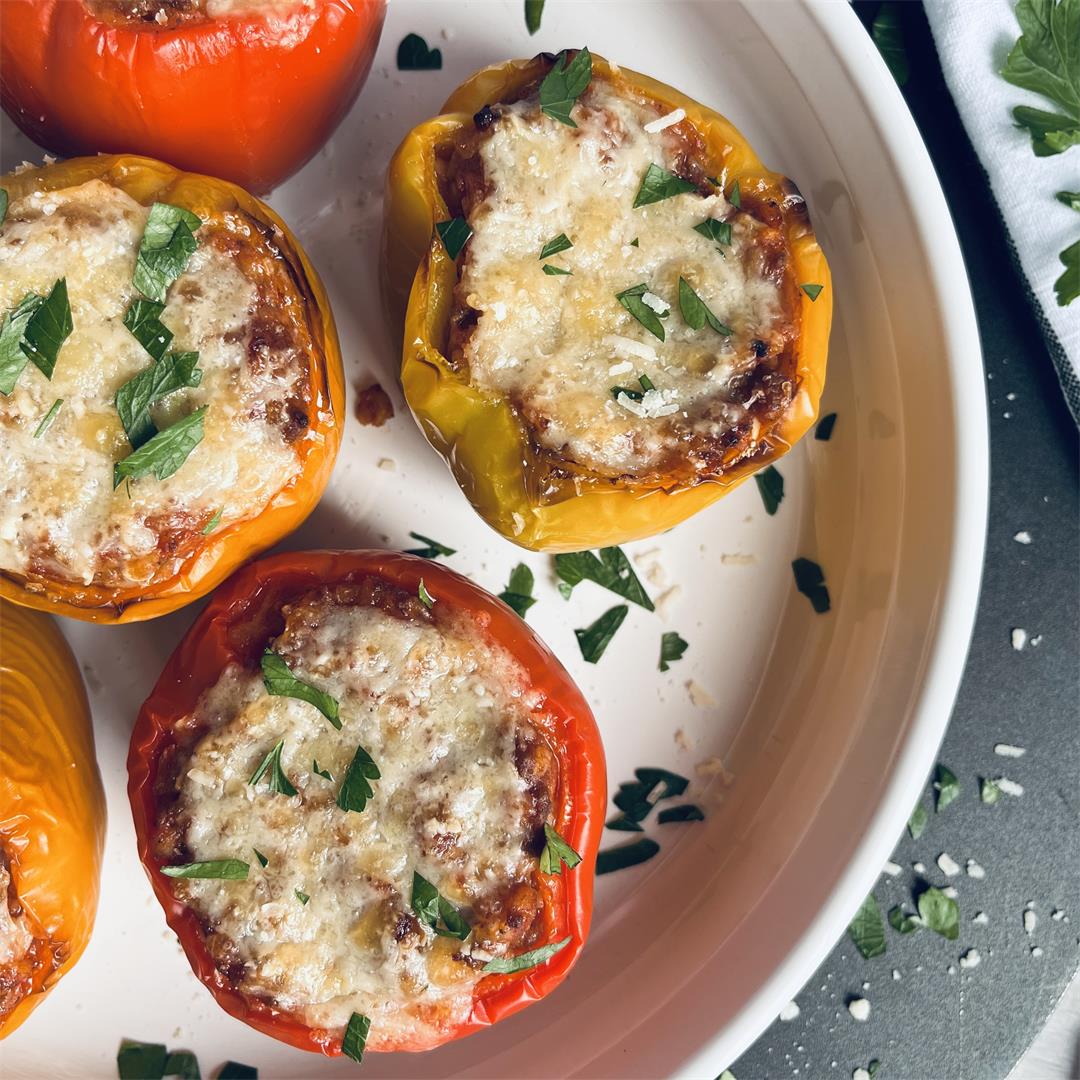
[0,179,316,593]
[155,579,557,1050]
[84,0,306,30]
[442,68,802,487]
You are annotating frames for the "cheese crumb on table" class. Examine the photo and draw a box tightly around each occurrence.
[993,743,1026,758]
[779,1000,800,1022]
[937,852,961,877]
[959,948,981,970]
[848,998,871,1022]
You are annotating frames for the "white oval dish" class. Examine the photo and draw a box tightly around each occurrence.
[0,0,986,1076]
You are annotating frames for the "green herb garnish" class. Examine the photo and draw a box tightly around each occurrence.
[792,557,830,613]
[800,283,824,302]
[295,889,310,905]
[542,264,572,276]
[16,278,72,381]
[539,48,592,127]
[435,217,472,259]
[917,885,960,940]
[133,204,201,303]
[117,1040,168,1080]
[161,859,249,880]
[481,936,571,973]
[657,804,704,824]
[0,293,46,395]
[678,276,732,335]
[525,0,544,33]
[0,189,7,227]
[336,745,380,813]
[616,282,666,340]
[693,218,732,246]
[539,233,573,260]
[934,764,961,811]
[633,163,696,208]
[596,837,660,875]
[397,32,441,70]
[1056,240,1078,306]
[418,578,435,607]
[608,766,689,830]
[405,531,456,558]
[342,1013,371,1064]
[908,804,928,839]
[848,894,887,959]
[980,777,1001,804]
[248,739,298,796]
[253,848,269,868]
[499,562,537,617]
[33,398,63,438]
[115,350,201,449]
[888,904,921,935]
[555,546,653,609]
[202,508,223,534]
[112,406,206,488]
[611,385,643,402]
[540,823,582,874]
[123,299,174,361]
[218,1064,257,1079]
[754,465,784,515]
[658,631,688,672]
[1057,190,1080,211]
[312,760,333,781]
[871,2,909,86]
[729,180,742,208]
[261,649,341,729]
[815,412,838,440]
[575,605,628,663]
[411,871,471,939]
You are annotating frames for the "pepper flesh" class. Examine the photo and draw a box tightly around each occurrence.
[382,54,832,552]
[0,155,345,623]
[0,600,106,1037]
[128,549,606,1054]
[0,0,387,194]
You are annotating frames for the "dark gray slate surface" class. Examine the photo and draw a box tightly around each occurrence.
[730,4,1080,1079]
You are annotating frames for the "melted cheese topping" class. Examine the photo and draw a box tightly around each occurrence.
[456,78,784,479]
[174,597,543,1045]
[0,862,32,971]
[0,180,306,590]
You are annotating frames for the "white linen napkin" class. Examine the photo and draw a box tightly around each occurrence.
[924,0,1079,423]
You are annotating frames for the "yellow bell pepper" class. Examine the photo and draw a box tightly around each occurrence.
[0,600,105,1036]
[383,54,832,552]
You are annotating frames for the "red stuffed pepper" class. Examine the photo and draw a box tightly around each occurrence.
[0,0,387,193]
[128,550,605,1056]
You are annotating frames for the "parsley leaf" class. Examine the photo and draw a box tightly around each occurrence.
[115,351,202,449]
[261,649,341,729]
[312,760,333,781]
[295,889,310,905]
[543,264,572,276]
[633,163,697,209]
[934,763,961,811]
[163,1051,200,1080]
[411,871,471,939]
[540,233,573,259]
[540,823,582,874]
[406,531,456,558]
[848,894,887,959]
[33,398,63,438]
[161,859,249,880]
[596,837,660,875]
[608,766,690,830]
[217,1064,257,1080]
[525,0,544,33]
[800,283,825,301]
[1054,239,1078,306]
[615,282,666,340]
[0,189,7,227]
[499,562,537,617]
[201,508,223,534]
[481,936,571,973]
[1057,189,1080,211]
[248,739,298,797]
[908,804,929,839]
[678,276,732,335]
[754,464,784,515]
[112,406,206,488]
[337,744,380,813]
[871,2,909,86]
[19,278,72,380]
[435,217,472,259]
[693,218,732,246]
[418,579,435,607]
[117,1040,168,1080]
[123,299,174,361]
[888,904,922,935]
[133,204,201,303]
[554,546,654,609]
[792,557,831,613]
[342,1013,371,1064]
[815,412,838,440]
[575,604,628,663]
[253,848,269,867]
[729,180,742,208]
[0,293,45,395]
[657,803,704,824]
[917,885,960,940]
[539,48,592,127]
[658,631,688,672]
[397,32,441,70]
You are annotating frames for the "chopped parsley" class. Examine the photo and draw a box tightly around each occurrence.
[657,803,704,824]
[481,936,571,974]
[133,203,201,303]
[888,904,921,935]
[112,406,206,488]
[405,531,456,558]
[871,2,909,86]
[729,180,742,208]
[693,218,732,247]
[540,823,582,874]
[295,889,310,905]
[575,604,628,663]
[1057,190,1080,211]
[848,894,887,959]
[248,739,298,796]
[218,1064,257,1080]
[342,1012,371,1064]
[934,763,961,811]
[201,508,223,534]
[616,282,666,340]
[115,350,202,449]
[418,578,435,607]
[539,48,592,127]
[539,233,573,259]
[791,557,830,613]
[0,293,47,395]
[633,163,696,208]
[596,837,660,875]
[908,803,928,839]
[754,465,784,515]
[0,189,7,227]
[20,278,73,380]
[261,649,341,729]
[608,767,689,830]
[525,0,544,33]
[32,398,63,438]
[336,744,380,813]
[800,282,825,302]
[677,276,732,335]
[253,848,269,868]
[123,298,173,361]
[499,562,537,617]
[1056,241,1078,306]
[555,546,653,609]
[435,217,472,259]
[411,871,471,939]
[396,32,442,70]
[542,264,572,276]
[917,885,960,940]
[312,760,333,781]
[117,1040,201,1080]
[658,631,688,672]
[161,859,249,880]
[980,777,1001,805]
[815,412,838,440]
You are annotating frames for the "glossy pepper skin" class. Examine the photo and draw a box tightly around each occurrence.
[0,155,345,624]
[128,549,606,1055]
[0,0,386,194]
[382,54,833,552]
[0,600,106,1037]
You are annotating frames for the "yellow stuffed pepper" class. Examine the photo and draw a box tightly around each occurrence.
[0,155,345,622]
[383,50,832,552]
[0,601,105,1035]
